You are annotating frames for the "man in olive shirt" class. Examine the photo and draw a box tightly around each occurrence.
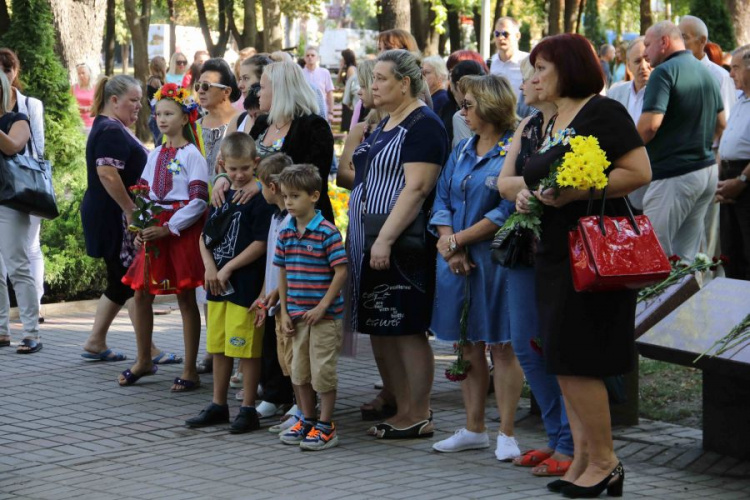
[637,21,726,260]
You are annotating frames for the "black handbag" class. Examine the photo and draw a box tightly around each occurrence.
[0,110,59,220]
[362,114,428,253]
[491,227,535,268]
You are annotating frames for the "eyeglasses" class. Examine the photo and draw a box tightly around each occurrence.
[176,60,188,66]
[194,81,229,92]
[494,30,511,39]
[460,99,475,111]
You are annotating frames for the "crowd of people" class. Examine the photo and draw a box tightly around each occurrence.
[1,12,748,498]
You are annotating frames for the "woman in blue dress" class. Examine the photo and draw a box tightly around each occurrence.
[429,75,525,461]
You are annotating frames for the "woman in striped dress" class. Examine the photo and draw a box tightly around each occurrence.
[351,50,449,439]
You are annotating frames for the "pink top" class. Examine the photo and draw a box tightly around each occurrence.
[73,84,95,128]
[302,66,334,97]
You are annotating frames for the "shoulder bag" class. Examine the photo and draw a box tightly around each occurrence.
[362,112,428,253]
[568,187,670,292]
[0,106,59,220]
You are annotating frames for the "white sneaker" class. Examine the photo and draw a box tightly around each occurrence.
[269,414,299,433]
[432,428,490,453]
[256,401,282,419]
[495,432,521,461]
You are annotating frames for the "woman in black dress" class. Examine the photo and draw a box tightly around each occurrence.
[515,34,651,497]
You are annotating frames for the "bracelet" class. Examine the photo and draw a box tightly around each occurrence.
[213,173,230,184]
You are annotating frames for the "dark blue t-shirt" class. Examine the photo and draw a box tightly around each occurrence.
[205,190,276,308]
[0,112,29,142]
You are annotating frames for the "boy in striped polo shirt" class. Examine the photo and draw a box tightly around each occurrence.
[274,164,348,451]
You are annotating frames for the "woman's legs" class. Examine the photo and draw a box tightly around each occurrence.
[174,290,201,388]
[461,342,490,433]
[118,290,155,381]
[380,333,434,427]
[558,375,619,487]
[490,343,523,437]
[364,337,397,409]
[371,336,409,419]
[0,207,39,346]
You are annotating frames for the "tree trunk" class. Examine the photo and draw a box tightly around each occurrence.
[196,0,231,57]
[410,0,426,52]
[564,0,577,32]
[48,0,107,84]
[726,0,750,45]
[494,0,504,25]
[104,0,116,75]
[423,0,440,56]
[261,0,282,51]
[378,0,410,31]
[548,0,562,35]
[472,5,481,47]
[167,0,176,56]
[576,0,585,33]
[123,0,151,141]
[121,43,130,75]
[447,5,460,53]
[0,0,10,33]
[231,0,258,49]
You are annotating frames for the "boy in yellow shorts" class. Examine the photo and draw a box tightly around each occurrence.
[186,133,276,433]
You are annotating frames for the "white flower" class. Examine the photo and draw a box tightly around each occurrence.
[693,253,711,266]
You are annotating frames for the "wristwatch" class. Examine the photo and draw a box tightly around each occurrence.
[738,174,748,184]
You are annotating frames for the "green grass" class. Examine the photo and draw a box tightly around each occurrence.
[639,357,702,428]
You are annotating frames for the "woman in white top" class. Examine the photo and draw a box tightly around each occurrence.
[0,48,45,328]
[166,52,189,85]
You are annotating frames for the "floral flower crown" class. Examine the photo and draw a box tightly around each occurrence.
[154,83,200,123]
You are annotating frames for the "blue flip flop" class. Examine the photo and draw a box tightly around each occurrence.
[152,351,183,365]
[81,348,127,362]
[118,365,158,386]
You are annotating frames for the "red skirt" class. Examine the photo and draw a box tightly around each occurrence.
[122,208,206,295]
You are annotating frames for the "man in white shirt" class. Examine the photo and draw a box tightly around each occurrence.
[489,16,531,117]
[302,47,334,123]
[679,15,735,266]
[607,37,652,209]
[679,15,736,119]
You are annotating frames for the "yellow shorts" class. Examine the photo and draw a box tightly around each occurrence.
[291,319,342,393]
[207,301,264,358]
[276,318,294,377]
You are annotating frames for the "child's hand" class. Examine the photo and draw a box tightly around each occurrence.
[265,289,280,308]
[216,267,232,293]
[281,314,295,337]
[250,296,267,327]
[302,304,326,326]
[134,234,144,250]
[140,226,170,242]
[204,267,221,295]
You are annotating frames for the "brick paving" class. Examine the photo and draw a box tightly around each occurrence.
[1,300,748,499]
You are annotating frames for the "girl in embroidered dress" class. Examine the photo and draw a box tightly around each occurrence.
[119,83,209,391]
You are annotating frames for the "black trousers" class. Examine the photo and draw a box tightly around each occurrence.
[259,314,294,405]
[719,162,750,280]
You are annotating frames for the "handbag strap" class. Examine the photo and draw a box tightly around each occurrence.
[586,186,640,236]
[361,109,428,210]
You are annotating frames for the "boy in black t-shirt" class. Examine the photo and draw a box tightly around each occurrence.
[186,133,275,434]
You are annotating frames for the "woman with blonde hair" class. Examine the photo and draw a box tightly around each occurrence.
[166,52,189,84]
[72,63,96,130]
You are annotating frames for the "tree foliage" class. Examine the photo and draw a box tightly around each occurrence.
[690,0,736,50]
[0,0,105,299]
[584,0,606,47]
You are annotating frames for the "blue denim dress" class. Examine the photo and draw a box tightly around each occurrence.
[429,134,514,343]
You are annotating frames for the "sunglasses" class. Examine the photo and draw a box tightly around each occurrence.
[176,60,188,66]
[194,81,229,92]
[460,99,475,111]
[494,30,511,39]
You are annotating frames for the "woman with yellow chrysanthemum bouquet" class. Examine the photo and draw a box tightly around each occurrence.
[515,35,651,498]
[120,83,209,392]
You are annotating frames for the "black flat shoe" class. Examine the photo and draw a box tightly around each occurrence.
[547,479,573,493]
[230,407,260,434]
[562,463,624,498]
[185,403,229,428]
[16,338,42,354]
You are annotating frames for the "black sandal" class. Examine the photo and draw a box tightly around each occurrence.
[369,419,434,439]
[16,338,42,354]
[360,396,397,421]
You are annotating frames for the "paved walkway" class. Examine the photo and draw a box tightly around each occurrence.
[1,301,748,499]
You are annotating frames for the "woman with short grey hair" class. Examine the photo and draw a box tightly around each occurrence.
[422,55,450,115]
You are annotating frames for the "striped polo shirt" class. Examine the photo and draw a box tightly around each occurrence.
[273,210,348,319]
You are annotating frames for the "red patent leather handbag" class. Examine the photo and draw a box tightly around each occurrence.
[568,189,671,292]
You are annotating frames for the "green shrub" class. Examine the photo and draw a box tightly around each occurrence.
[1,0,105,301]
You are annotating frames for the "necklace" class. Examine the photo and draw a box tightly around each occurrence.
[274,120,290,132]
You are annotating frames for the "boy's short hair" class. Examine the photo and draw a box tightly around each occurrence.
[278,164,321,195]
[220,132,257,161]
[256,153,293,185]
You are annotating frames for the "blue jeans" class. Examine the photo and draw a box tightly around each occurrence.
[507,266,573,456]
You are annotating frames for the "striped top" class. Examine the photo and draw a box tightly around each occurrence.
[274,211,348,319]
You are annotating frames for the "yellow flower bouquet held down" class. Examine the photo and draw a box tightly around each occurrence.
[497,134,611,239]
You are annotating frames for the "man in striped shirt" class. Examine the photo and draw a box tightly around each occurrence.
[274,164,348,451]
